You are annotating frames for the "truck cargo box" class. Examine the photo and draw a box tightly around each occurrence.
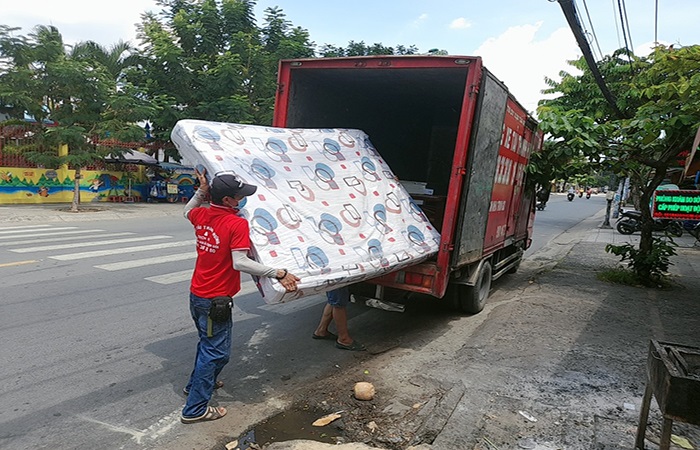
[273,55,541,312]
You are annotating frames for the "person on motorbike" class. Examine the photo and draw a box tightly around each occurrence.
[536,186,550,210]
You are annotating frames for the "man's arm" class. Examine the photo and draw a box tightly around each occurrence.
[232,250,300,291]
[184,168,209,219]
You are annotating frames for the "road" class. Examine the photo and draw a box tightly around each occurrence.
[0,196,606,449]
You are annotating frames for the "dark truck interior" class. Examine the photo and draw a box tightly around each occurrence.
[283,66,471,232]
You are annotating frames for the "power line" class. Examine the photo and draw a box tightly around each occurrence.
[616,0,633,64]
[620,0,634,53]
[556,0,628,119]
[580,0,603,60]
[611,0,622,50]
[654,0,659,45]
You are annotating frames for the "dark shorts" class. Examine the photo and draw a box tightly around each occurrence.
[326,286,350,308]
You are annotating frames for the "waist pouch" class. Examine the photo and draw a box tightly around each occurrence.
[209,296,233,323]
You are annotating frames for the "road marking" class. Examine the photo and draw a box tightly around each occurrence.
[0,260,39,268]
[0,224,53,232]
[145,269,192,284]
[50,241,193,261]
[0,229,106,240]
[0,232,133,247]
[95,252,196,271]
[11,235,173,253]
[0,226,78,238]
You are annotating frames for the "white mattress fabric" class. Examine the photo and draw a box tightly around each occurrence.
[171,120,441,303]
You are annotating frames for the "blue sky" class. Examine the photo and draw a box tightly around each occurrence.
[4,1,699,113]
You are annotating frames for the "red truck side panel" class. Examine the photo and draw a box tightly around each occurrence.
[483,99,533,253]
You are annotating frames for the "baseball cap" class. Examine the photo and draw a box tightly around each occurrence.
[210,174,257,204]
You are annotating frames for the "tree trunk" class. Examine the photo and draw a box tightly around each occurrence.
[71,167,81,212]
[636,168,668,279]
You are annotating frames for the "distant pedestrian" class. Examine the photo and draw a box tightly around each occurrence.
[181,168,300,424]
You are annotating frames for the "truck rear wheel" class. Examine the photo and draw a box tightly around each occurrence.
[448,261,492,314]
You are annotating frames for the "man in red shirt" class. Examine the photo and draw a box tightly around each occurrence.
[181,169,299,424]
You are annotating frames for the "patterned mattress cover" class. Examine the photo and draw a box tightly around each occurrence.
[171,120,441,303]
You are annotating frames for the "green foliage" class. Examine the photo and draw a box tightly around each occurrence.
[596,267,646,286]
[537,45,700,280]
[605,237,677,285]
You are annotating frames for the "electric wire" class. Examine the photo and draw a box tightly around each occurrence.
[616,0,633,65]
[620,0,634,53]
[611,0,622,51]
[572,0,601,60]
[654,0,658,45]
[581,0,603,60]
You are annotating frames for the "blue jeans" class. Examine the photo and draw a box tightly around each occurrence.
[182,293,232,418]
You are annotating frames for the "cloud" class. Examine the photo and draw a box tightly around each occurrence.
[449,18,472,30]
[411,13,429,28]
[473,22,579,114]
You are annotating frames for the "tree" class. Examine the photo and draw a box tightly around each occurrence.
[537,45,700,283]
[129,0,315,139]
[318,41,419,58]
[0,25,154,211]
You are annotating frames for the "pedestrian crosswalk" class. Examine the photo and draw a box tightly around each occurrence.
[0,224,196,285]
[0,223,327,322]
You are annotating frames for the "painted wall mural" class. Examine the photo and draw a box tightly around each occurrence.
[0,166,149,204]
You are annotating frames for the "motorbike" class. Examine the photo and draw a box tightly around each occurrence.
[578,191,583,198]
[682,220,700,240]
[615,209,683,237]
[586,191,591,199]
[535,188,549,211]
[567,192,575,201]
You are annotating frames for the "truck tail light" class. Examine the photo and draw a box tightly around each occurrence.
[404,272,433,289]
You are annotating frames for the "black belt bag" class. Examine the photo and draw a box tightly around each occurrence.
[209,296,233,323]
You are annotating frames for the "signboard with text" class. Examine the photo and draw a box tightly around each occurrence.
[653,190,700,220]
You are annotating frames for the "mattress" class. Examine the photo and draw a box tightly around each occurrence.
[171,120,441,303]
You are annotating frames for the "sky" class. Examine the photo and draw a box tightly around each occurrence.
[3,0,699,114]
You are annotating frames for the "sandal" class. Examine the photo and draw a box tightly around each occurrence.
[183,380,224,395]
[336,340,366,351]
[181,406,227,424]
[312,332,338,341]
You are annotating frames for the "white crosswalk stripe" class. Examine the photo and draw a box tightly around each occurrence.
[11,235,173,253]
[0,232,133,247]
[0,229,106,240]
[95,252,196,271]
[0,225,323,317]
[0,225,53,232]
[50,241,194,261]
[145,269,192,284]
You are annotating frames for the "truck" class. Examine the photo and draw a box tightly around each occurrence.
[272,55,542,313]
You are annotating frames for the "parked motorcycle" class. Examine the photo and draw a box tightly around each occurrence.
[567,192,575,201]
[586,191,591,199]
[615,209,683,237]
[682,220,700,240]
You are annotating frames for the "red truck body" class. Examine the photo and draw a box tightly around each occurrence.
[273,55,542,312]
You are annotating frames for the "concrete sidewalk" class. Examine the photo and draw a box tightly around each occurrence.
[0,202,184,223]
[267,213,700,450]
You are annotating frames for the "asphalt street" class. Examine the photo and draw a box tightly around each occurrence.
[0,194,618,449]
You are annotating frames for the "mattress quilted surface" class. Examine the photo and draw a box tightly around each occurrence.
[171,120,441,303]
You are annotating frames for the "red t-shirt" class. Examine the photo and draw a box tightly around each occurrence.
[187,204,251,298]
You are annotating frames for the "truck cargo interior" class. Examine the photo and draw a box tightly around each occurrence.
[284,67,470,232]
